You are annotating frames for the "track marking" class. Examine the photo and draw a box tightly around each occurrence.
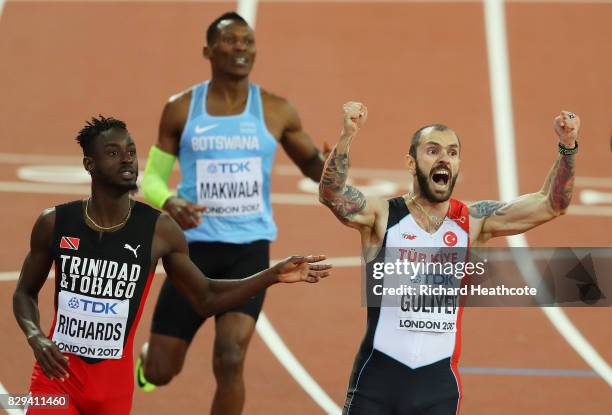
[255,314,342,414]
[580,189,612,205]
[17,165,90,184]
[0,382,24,415]
[484,0,612,387]
[459,367,598,377]
[241,2,339,413]
[3,181,612,218]
[237,0,257,27]
[6,0,612,4]
[2,152,610,188]
[5,248,612,282]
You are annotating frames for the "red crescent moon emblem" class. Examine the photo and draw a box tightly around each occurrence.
[443,231,458,247]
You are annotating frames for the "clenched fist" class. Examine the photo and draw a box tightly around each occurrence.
[554,110,580,147]
[342,102,368,138]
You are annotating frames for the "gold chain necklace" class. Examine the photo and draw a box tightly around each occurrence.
[404,194,445,231]
[85,198,132,231]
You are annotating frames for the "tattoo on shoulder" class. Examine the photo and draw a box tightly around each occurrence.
[469,200,509,218]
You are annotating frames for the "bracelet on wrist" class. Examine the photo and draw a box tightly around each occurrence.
[558,140,578,156]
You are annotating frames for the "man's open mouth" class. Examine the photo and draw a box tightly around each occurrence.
[431,168,450,187]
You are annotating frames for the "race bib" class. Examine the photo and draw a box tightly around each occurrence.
[394,274,459,333]
[196,157,264,216]
[52,291,129,359]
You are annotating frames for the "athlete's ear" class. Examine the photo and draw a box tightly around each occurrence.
[405,154,416,175]
[203,45,211,60]
[83,157,94,175]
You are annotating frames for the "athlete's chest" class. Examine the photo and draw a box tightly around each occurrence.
[387,215,469,249]
[55,224,153,292]
[192,93,284,141]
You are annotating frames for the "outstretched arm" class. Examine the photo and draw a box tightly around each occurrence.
[470,111,578,243]
[319,102,383,230]
[156,215,331,318]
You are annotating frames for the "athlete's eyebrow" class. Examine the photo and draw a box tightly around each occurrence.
[424,141,459,149]
[103,140,135,148]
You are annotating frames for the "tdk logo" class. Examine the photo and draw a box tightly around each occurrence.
[68,297,80,309]
[79,299,118,314]
[208,161,251,174]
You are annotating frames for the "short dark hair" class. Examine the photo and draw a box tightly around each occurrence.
[76,115,127,156]
[206,11,248,45]
[408,124,458,159]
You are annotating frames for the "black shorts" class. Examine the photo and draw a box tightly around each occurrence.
[343,350,460,415]
[151,240,269,343]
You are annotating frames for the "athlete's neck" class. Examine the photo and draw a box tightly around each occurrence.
[87,188,132,228]
[412,194,450,218]
[208,76,249,103]
[406,186,451,234]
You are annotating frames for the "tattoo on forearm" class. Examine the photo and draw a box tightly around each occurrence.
[319,149,366,219]
[548,154,575,211]
[469,200,510,218]
[541,158,560,194]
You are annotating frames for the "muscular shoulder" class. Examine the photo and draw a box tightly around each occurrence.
[154,213,181,240]
[261,89,299,124]
[261,89,289,108]
[467,200,507,245]
[166,88,192,115]
[31,207,56,249]
[153,213,188,257]
[38,207,56,224]
[158,88,193,153]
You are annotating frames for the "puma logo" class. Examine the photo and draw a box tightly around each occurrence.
[124,243,140,259]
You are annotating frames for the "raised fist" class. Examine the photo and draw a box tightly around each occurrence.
[554,110,580,147]
[342,102,368,138]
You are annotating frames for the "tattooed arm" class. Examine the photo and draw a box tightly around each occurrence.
[319,102,385,231]
[470,111,579,244]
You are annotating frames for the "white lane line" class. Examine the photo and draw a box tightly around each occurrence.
[484,0,518,200]
[580,189,612,205]
[6,249,612,282]
[0,180,321,205]
[484,0,612,387]
[6,0,612,4]
[0,382,24,415]
[3,181,612,218]
[1,152,610,189]
[0,257,362,282]
[237,0,258,27]
[255,314,341,414]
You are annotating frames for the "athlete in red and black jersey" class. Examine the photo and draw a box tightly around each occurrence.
[13,116,332,414]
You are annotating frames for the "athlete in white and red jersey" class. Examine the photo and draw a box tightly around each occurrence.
[319,102,579,414]
[13,116,332,415]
